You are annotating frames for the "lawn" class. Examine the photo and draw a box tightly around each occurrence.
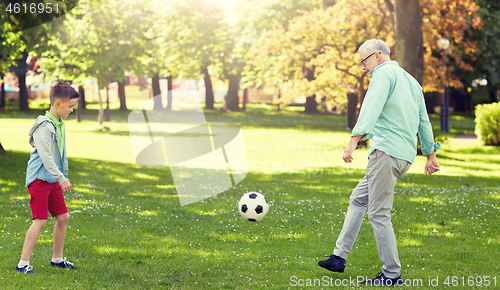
[0,102,499,289]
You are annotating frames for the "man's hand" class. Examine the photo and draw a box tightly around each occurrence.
[424,152,440,176]
[61,179,72,192]
[343,135,363,163]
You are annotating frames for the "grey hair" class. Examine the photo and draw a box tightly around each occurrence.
[359,39,390,55]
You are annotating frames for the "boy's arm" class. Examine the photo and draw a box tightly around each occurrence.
[33,123,67,185]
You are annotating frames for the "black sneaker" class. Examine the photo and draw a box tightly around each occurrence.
[15,265,35,274]
[318,254,346,273]
[50,258,77,269]
[361,271,403,287]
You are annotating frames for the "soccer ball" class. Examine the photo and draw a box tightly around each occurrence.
[238,192,269,222]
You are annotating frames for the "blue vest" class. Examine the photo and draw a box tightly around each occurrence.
[25,121,68,187]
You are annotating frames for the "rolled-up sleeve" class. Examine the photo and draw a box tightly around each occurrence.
[351,71,391,140]
[417,92,440,156]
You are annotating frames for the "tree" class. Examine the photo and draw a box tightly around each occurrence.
[468,0,500,103]
[225,0,315,111]
[384,0,424,84]
[245,0,392,112]
[0,0,78,110]
[172,0,229,110]
[40,0,152,122]
[384,0,481,92]
[0,13,21,152]
[134,0,182,111]
[0,20,22,109]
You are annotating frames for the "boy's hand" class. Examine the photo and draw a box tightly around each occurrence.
[62,179,72,192]
[424,152,440,176]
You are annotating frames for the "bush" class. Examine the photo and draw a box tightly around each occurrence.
[475,102,500,145]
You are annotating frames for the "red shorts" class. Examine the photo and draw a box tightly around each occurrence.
[28,179,68,220]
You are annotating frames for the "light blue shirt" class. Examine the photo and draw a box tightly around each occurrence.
[352,61,440,163]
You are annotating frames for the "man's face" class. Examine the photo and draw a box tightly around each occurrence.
[360,51,378,78]
[56,98,78,119]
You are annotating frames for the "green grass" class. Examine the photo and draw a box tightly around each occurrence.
[0,103,499,289]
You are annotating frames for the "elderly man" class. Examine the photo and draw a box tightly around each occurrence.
[318,39,441,286]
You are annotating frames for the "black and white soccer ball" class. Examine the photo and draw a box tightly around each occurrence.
[238,192,269,222]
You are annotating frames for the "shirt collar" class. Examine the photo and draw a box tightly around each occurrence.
[372,60,399,74]
[45,111,64,128]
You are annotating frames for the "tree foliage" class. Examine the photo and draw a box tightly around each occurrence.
[420,0,482,92]
[245,0,392,107]
[0,10,58,110]
[246,0,483,109]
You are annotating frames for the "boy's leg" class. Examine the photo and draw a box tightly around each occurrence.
[20,219,47,261]
[20,179,50,262]
[333,175,369,259]
[47,182,69,259]
[53,213,69,258]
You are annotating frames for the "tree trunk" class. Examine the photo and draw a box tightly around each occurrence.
[355,78,368,148]
[488,85,498,103]
[16,51,30,110]
[277,86,281,111]
[97,79,104,125]
[118,81,127,111]
[356,77,367,115]
[304,95,318,113]
[227,73,241,111]
[0,141,5,153]
[77,86,82,122]
[242,88,247,111]
[303,66,318,113]
[424,92,437,114]
[18,72,29,110]
[450,88,468,112]
[166,74,173,111]
[201,66,214,110]
[152,73,163,110]
[78,85,86,110]
[384,0,395,27]
[393,0,424,84]
[347,92,358,129]
[105,85,110,122]
[0,77,5,109]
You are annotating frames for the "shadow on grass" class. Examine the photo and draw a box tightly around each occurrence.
[450,146,500,155]
[2,149,499,288]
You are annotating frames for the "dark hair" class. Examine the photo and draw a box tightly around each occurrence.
[49,82,80,105]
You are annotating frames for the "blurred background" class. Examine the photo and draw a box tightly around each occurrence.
[0,0,498,130]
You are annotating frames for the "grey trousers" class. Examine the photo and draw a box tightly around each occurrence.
[333,149,411,279]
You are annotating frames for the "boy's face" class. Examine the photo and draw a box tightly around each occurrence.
[55,98,78,119]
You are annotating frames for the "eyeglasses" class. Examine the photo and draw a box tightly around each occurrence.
[361,52,377,67]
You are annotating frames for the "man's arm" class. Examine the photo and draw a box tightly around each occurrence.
[351,70,391,141]
[345,70,391,163]
[417,92,441,175]
[343,135,363,163]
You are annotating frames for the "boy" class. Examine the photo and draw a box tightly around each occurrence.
[16,82,80,274]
